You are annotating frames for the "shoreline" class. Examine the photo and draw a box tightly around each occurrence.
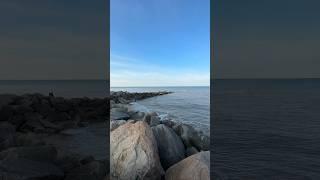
[110,91,210,180]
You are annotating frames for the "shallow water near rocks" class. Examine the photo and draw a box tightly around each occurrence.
[111,86,210,135]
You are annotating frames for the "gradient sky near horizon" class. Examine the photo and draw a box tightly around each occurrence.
[214,0,320,79]
[110,0,210,87]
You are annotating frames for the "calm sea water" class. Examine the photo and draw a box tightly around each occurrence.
[0,80,108,98]
[213,79,320,179]
[111,86,210,135]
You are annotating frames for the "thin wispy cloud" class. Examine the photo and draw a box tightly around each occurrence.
[111,54,209,87]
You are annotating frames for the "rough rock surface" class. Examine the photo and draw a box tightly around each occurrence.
[165,151,210,180]
[151,124,185,170]
[110,121,164,180]
[110,120,126,131]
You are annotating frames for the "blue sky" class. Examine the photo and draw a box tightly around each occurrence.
[110,0,210,87]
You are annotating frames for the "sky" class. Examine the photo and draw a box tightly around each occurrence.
[214,0,320,79]
[0,0,107,80]
[110,0,210,87]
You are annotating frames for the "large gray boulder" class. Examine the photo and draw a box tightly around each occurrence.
[173,124,210,150]
[110,121,164,180]
[151,124,185,170]
[165,151,210,180]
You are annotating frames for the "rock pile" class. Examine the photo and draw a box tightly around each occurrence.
[0,93,108,180]
[110,91,171,104]
[110,92,210,180]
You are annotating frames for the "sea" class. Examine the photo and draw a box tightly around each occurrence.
[0,80,210,135]
[111,86,210,135]
[213,79,320,179]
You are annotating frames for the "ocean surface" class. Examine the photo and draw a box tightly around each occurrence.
[213,79,320,179]
[111,86,210,135]
[0,80,108,98]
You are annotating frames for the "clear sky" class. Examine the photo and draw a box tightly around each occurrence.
[110,0,210,87]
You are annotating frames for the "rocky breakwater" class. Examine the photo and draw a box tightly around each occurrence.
[110,91,210,180]
[0,93,109,180]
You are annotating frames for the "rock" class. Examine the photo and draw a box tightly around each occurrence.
[193,134,210,151]
[129,111,145,121]
[0,122,16,151]
[143,112,158,125]
[65,161,107,180]
[127,119,136,124]
[19,113,44,132]
[15,132,45,146]
[165,151,210,180]
[173,124,198,148]
[161,120,176,128]
[45,111,70,122]
[0,105,15,121]
[10,115,25,128]
[185,146,199,157]
[150,116,160,127]
[110,108,130,120]
[0,94,16,109]
[80,155,95,165]
[33,99,53,116]
[15,104,34,115]
[0,145,58,163]
[151,124,185,170]
[0,158,64,180]
[110,120,126,131]
[55,153,82,173]
[110,121,164,180]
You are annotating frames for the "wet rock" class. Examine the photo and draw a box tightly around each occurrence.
[111,121,164,180]
[150,116,160,127]
[65,161,107,180]
[173,124,198,148]
[193,134,210,151]
[165,151,210,180]
[161,120,176,128]
[151,124,185,170]
[173,124,210,151]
